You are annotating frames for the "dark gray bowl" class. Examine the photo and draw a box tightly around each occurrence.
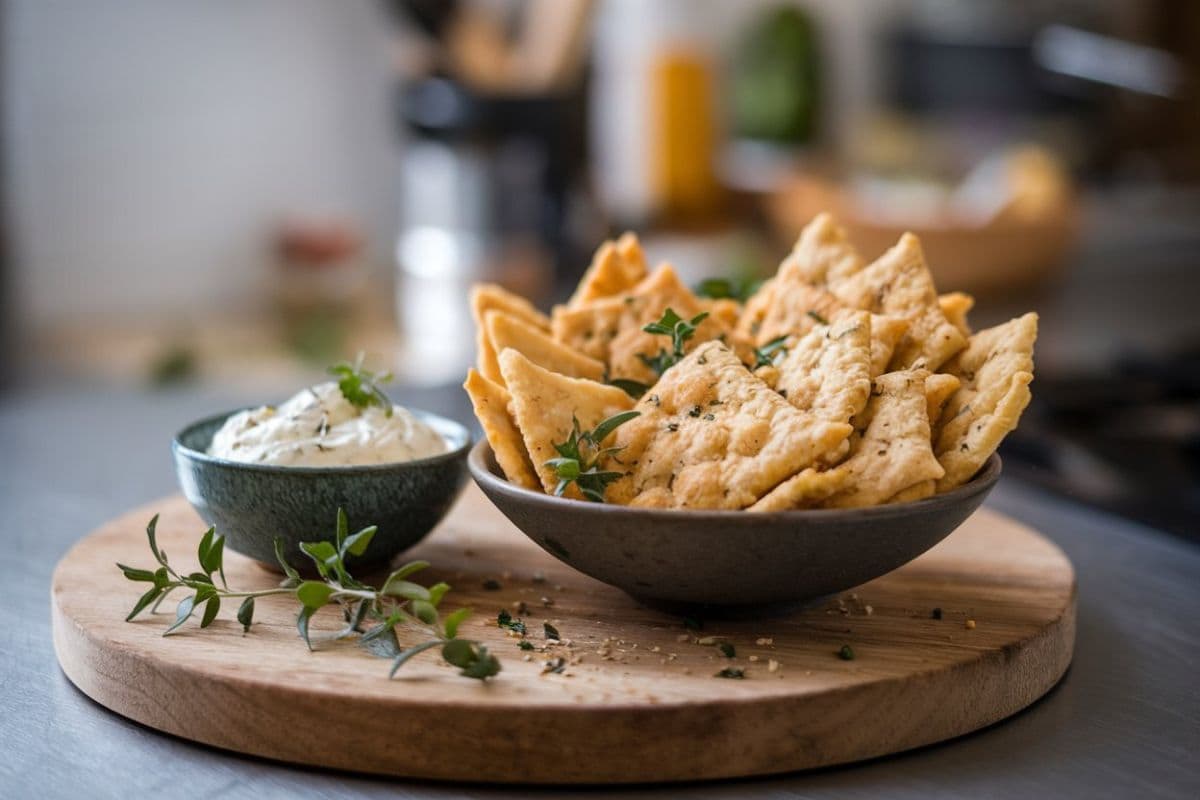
[173,409,470,574]
[469,441,1000,607]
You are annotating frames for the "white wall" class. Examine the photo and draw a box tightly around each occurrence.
[3,0,400,330]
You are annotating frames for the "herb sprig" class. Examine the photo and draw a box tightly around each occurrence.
[328,353,394,417]
[545,411,640,502]
[119,511,500,680]
[694,277,761,302]
[753,335,789,368]
[638,308,710,377]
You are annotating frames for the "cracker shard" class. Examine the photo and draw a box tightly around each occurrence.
[483,310,605,385]
[779,212,865,286]
[821,369,945,509]
[497,348,634,496]
[830,233,966,371]
[463,369,540,490]
[552,263,735,382]
[567,232,648,308]
[607,341,852,510]
[774,309,872,425]
[936,312,1038,490]
[749,465,851,512]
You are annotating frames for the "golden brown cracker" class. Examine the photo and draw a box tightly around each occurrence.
[868,314,910,377]
[471,283,550,377]
[821,370,945,509]
[567,233,648,307]
[498,348,635,496]
[778,213,865,286]
[607,341,853,509]
[935,312,1038,490]
[773,310,872,425]
[750,281,844,348]
[463,369,540,490]
[886,480,936,504]
[829,233,965,371]
[924,373,962,428]
[939,292,974,338]
[483,310,605,384]
[748,465,851,512]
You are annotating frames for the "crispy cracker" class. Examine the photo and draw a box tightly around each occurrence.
[498,349,635,497]
[750,281,844,348]
[552,264,734,382]
[925,373,962,427]
[735,277,775,340]
[887,480,935,504]
[939,292,974,338]
[607,341,852,509]
[821,370,945,509]
[483,310,605,384]
[463,369,540,490]
[567,233,648,307]
[829,233,966,371]
[778,213,865,286]
[868,314,910,377]
[748,465,851,512]
[471,283,550,378]
[935,312,1038,490]
[774,310,872,425]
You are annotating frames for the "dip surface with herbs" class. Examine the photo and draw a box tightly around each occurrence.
[209,381,447,467]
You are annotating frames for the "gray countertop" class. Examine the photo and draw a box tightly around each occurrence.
[2,382,1198,799]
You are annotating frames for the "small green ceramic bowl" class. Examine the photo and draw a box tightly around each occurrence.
[172,409,470,574]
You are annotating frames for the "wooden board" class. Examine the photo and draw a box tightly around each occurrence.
[52,487,1075,784]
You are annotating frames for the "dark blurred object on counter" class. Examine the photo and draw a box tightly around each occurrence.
[387,0,597,384]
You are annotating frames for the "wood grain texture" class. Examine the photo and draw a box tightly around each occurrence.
[51,487,1075,784]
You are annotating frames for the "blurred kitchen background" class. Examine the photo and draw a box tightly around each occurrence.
[1,0,1198,534]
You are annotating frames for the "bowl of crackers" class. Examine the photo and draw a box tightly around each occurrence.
[463,214,1036,606]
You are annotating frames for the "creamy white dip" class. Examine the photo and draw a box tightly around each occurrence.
[209,382,448,467]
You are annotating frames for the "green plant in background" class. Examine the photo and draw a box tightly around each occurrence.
[731,5,820,144]
[118,510,500,680]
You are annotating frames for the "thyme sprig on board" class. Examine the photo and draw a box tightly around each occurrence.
[118,511,500,680]
[545,411,640,502]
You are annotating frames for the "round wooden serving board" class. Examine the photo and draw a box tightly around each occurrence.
[52,487,1075,784]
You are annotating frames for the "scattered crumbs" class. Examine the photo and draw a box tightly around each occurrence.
[748,655,759,663]
[715,667,745,679]
[554,584,565,592]
[651,645,662,653]
[696,636,721,646]
[482,579,502,591]
[518,640,534,651]
[865,605,874,615]
[532,570,546,583]
[541,596,555,607]
[676,634,691,643]
[965,619,976,630]
[755,637,774,646]
[544,622,561,640]
[932,607,943,620]
[683,617,704,631]
[542,657,566,675]
[768,659,780,673]
[838,644,855,661]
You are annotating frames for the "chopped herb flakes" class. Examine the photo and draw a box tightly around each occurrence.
[715,667,745,679]
[544,622,561,640]
[518,640,535,651]
[838,644,855,661]
[718,642,736,658]
[497,609,527,635]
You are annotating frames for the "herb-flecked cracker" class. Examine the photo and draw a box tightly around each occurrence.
[552,264,735,382]
[498,348,635,496]
[749,465,851,511]
[773,309,872,425]
[821,370,945,509]
[939,292,974,338]
[463,368,540,490]
[777,212,865,286]
[606,341,853,509]
[935,312,1037,490]
[472,283,551,379]
[567,232,648,308]
[829,233,966,371]
[868,313,910,377]
[483,310,605,385]
[925,372,962,427]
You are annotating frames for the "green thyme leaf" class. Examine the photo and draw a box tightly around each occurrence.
[638,308,710,377]
[443,607,471,639]
[719,642,736,658]
[163,595,196,636]
[608,378,649,399]
[498,609,527,635]
[236,596,255,633]
[695,277,761,302]
[753,335,789,369]
[545,411,640,503]
[390,640,442,676]
[297,580,335,608]
[199,595,221,628]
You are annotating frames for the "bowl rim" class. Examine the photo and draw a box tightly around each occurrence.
[173,407,472,474]
[468,439,1000,520]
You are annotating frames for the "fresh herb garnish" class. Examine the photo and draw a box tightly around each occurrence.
[638,308,710,376]
[838,644,856,661]
[694,277,761,302]
[715,667,745,679]
[498,609,527,635]
[719,642,736,659]
[753,335,789,368]
[328,353,394,417]
[545,411,640,502]
[544,622,561,641]
[518,640,535,651]
[119,511,499,680]
[608,378,650,399]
